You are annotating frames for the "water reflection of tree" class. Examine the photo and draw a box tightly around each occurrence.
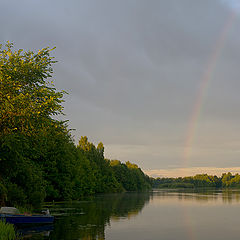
[49,192,150,240]
[221,189,240,204]
[154,189,240,204]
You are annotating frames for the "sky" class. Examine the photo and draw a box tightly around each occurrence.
[1,0,240,177]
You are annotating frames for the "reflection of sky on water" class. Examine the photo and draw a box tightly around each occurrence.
[106,190,240,240]
[20,190,240,239]
[151,189,240,205]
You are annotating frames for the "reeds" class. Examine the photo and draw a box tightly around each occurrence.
[0,220,16,240]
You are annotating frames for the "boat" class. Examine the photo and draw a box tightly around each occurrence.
[0,207,54,224]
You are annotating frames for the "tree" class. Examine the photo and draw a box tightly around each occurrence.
[111,160,151,191]
[222,172,233,187]
[0,42,65,137]
[77,137,123,193]
[0,42,66,206]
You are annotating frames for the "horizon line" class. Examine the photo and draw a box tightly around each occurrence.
[144,166,240,178]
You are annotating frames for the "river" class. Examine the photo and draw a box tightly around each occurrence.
[18,189,240,239]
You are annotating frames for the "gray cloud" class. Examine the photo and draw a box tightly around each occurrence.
[1,0,240,173]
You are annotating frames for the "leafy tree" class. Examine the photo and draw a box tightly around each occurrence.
[222,172,233,187]
[0,42,65,206]
[77,137,123,193]
[0,42,65,136]
[229,174,240,187]
[110,160,151,191]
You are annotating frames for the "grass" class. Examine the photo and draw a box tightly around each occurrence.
[0,220,17,240]
[15,205,33,214]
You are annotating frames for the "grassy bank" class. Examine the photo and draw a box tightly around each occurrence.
[0,221,16,240]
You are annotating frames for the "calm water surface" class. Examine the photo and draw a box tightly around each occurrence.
[19,189,240,240]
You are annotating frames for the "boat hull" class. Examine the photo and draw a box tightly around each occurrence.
[0,214,54,224]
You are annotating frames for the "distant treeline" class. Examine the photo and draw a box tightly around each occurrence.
[153,173,240,189]
[0,43,151,208]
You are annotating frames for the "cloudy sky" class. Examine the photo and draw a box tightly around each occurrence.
[1,0,240,177]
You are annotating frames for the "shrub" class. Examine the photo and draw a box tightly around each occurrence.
[0,221,16,240]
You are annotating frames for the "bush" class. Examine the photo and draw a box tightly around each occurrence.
[6,183,27,206]
[0,182,7,205]
[0,221,16,240]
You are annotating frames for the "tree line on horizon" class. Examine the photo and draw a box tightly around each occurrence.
[0,43,151,208]
[153,172,240,189]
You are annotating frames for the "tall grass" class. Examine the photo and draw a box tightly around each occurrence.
[0,221,16,240]
[15,205,33,214]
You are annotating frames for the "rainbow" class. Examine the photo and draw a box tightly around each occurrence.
[182,11,237,171]
[182,10,237,240]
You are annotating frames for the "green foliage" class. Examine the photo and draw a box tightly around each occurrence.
[77,137,123,193]
[153,173,240,189]
[0,43,151,208]
[221,172,233,187]
[15,205,33,214]
[0,42,65,137]
[0,42,65,207]
[110,160,151,191]
[0,221,16,240]
[0,181,7,204]
[229,173,240,187]
[5,183,27,206]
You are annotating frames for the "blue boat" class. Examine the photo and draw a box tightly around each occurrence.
[0,207,54,224]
